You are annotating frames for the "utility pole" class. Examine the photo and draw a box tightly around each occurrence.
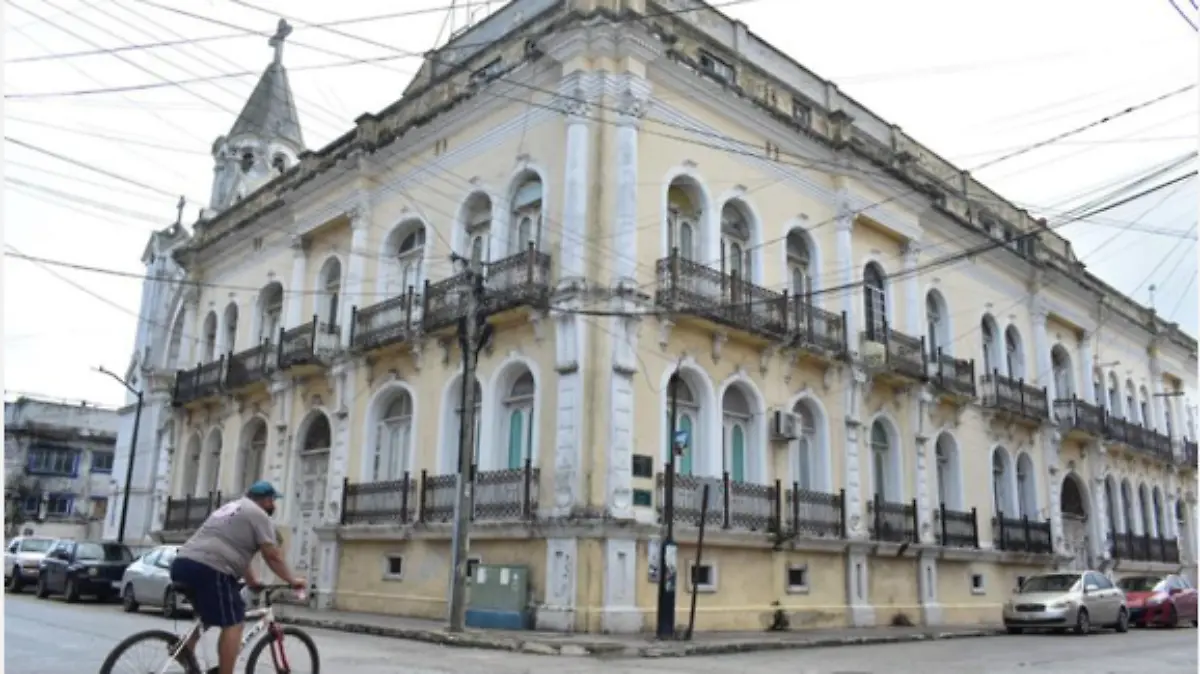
[447,255,492,633]
[96,366,143,544]
[656,365,682,639]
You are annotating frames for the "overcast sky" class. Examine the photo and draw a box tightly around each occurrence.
[3,0,1197,407]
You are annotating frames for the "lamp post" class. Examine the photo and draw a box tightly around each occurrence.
[655,365,683,640]
[96,366,143,544]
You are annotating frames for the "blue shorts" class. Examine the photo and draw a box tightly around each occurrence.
[169,557,245,628]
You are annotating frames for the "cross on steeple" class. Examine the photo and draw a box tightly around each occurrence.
[175,195,186,225]
[269,18,292,65]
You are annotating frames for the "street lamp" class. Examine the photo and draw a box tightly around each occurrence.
[95,366,143,544]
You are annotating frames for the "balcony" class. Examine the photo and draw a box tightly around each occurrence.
[350,289,420,353]
[933,504,980,548]
[655,472,780,533]
[929,349,976,400]
[1054,397,1105,438]
[1180,439,1198,469]
[1109,531,1181,564]
[1105,418,1173,462]
[655,250,847,358]
[422,247,553,334]
[340,463,540,526]
[172,357,226,406]
[980,371,1050,424]
[277,318,340,371]
[867,496,919,543]
[162,492,227,532]
[992,515,1053,554]
[224,340,276,391]
[779,484,846,539]
[860,322,926,382]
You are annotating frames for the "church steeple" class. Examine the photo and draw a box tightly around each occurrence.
[206,19,306,215]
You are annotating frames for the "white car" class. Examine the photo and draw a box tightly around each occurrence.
[5,536,56,592]
[119,545,192,618]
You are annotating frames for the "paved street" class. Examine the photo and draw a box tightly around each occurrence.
[5,592,1197,673]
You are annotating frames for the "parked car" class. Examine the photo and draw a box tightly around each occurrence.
[4,536,56,592]
[1118,574,1199,628]
[1002,570,1129,635]
[119,545,192,618]
[35,539,133,603]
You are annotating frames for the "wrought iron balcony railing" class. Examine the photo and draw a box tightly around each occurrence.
[980,371,1050,422]
[930,349,976,398]
[162,492,225,531]
[1109,530,1181,564]
[867,496,919,543]
[933,504,980,548]
[277,317,340,370]
[349,288,420,352]
[340,462,539,525]
[1105,417,1173,462]
[992,514,1053,554]
[1054,397,1105,436]
[421,246,552,333]
[224,340,276,390]
[655,472,785,533]
[861,321,926,380]
[172,357,226,405]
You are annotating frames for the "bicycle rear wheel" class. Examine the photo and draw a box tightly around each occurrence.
[99,629,200,674]
[245,625,320,674]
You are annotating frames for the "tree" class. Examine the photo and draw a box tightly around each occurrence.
[4,474,41,539]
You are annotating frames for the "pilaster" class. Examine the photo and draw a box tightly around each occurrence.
[1079,330,1096,404]
[286,236,309,328]
[901,240,921,337]
[600,538,640,633]
[535,538,579,631]
[913,387,935,544]
[607,305,640,519]
[834,188,857,346]
[552,302,584,516]
[1088,443,1111,564]
[557,74,593,290]
[1030,300,1052,402]
[340,199,371,348]
[179,286,200,367]
[917,549,942,626]
[612,75,649,288]
[843,365,873,627]
[1043,427,1065,557]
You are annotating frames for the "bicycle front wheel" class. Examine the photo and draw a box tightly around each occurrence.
[99,629,200,674]
[245,625,320,674]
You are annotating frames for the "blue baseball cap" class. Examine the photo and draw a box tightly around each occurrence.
[246,480,283,499]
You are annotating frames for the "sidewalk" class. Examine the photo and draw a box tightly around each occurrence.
[275,606,1006,658]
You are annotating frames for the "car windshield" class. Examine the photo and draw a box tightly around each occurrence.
[1117,576,1166,592]
[1020,574,1081,593]
[19,539,54,553]
[76,543,133,562]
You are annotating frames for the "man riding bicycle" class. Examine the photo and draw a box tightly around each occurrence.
[170,481,306,674]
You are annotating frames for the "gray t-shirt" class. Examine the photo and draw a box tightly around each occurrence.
[177,497,276,577]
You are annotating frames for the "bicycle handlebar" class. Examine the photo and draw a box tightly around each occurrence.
[237,581,307,605]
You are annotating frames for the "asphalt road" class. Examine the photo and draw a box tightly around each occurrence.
[5,592,1197,673]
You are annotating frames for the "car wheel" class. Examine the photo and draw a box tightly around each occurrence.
[1074,608,1090,635]
[162,587,179,619]
[34,574,49,599]
[8,567,23,593]
[122,584,139,613]
[64,577,80,603]
[1115,607,1129,633]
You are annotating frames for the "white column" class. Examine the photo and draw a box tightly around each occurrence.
[1089,451,1111,561]
[341,206,370,347]
[1079,331,1096,404]
[1148,353,1168,434]
[901,241,921,336]
[558,88,591,286]
[179,290,200,367]
[612,87,645,288]
[834,189,856,341]
[1030,302,1053,414]
[286,236,309,328]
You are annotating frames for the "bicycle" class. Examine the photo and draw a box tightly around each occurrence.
[98,582,320,674]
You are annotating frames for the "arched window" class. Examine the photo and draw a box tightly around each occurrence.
[463,193,492,267]
[391,225,426,295]
[720,202,751,281]
[503,371,535,469]
[1051,346,1073,401]
[202,311,218,362]
[1107,373,1122,417]
[934,433,961,510]
[870,419,892,501]
[1139,484,1153,536]
[981,315,998,374]
[182,434,202,497]
[222,303,239,355]
[1004,326,1024,379]
[454,378,483,470]
[1016,453,1036,519]
[786,229,812,298]
[667,181,701,261]
[992,449,1013,517]
[202,428,222,495]
[1104,477,1119,534]
[257,282,284,343]
[374,392,413,481]
[510,175,543,254]
[665,376,699,476]
[1125,381,1139,424]
[239,419,267,493]
[165,311,185,371]
[1139,386,1152,429]
[318,257,341,328]
[1120,480,1135,533]
[926,291,948,357]
[302,414,331,451]
[722,386,752,483]
[795,404,815,490]
[1152,487,1164,537]
[863,263,887,341]
[1061,476,1086,519]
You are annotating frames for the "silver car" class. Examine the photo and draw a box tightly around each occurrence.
[4,536,56,592]
[118,545,192,618]
[1003,570,1130,635]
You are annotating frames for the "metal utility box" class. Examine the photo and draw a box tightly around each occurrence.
[465,564,532,630]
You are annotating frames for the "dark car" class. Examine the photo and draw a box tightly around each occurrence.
[35,539,133,603]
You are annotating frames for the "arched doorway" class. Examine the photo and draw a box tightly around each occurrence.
[1061,473,1090,570]
[292,411,331,577]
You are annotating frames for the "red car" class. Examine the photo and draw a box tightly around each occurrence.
[1118,574,1199,628]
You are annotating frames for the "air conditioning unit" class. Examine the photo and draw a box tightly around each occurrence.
[771,409,800,441]
[861,339,886,368]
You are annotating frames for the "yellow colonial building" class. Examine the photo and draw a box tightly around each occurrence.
[123,0,1198,634]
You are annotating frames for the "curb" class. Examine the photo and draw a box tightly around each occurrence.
[277,615,1006,658]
